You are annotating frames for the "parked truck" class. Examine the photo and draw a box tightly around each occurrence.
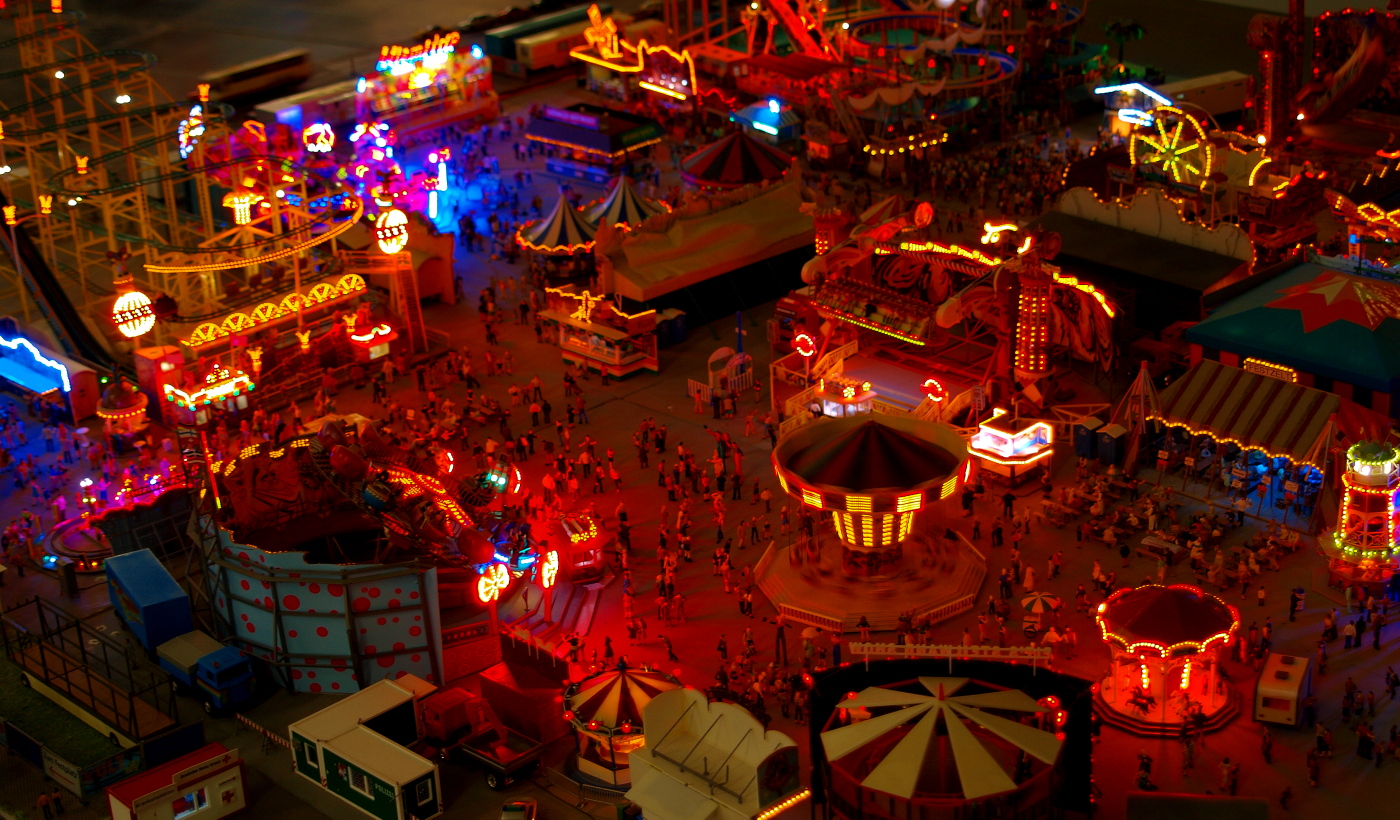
[105,549,257,715]
[418,688,544,790]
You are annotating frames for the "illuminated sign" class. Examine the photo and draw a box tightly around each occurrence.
[163,364,254,408]
[222,190,262,226]
[302,123,335,153]
[794,332,817,357]
[541,550,560,589]
[177,105,205,159]
[583,4,621,59]
[112,290,156,338]
[922,377,947,403]
[0,334,71,392]
[182,274,368,347]
[1242,357,1297,383]
[476,562,510,603]
[376,31,460,73]
[375,208,409,253]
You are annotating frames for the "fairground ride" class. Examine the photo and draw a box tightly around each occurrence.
[0,1,360,364]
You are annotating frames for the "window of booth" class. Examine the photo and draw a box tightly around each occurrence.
[172,788,209,819]
[350,769,371,797]
[416,779,434,805]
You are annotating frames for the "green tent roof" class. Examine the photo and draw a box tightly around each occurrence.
[1185,260,1400,392]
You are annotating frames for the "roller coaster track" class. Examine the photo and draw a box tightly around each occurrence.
[0,3,363,368]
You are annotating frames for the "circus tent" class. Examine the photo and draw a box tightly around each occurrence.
[585,176,667,229]
[565,664,682,729]
[518,192,597,253]
[681,130,793,189]
[822,677,1062,801]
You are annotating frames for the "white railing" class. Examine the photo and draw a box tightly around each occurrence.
[687,379,711,403]
[847,643,1052,662]
[777,603,845,633]
[813,340,859,380]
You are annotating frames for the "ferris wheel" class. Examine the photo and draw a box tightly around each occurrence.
[1130,106,1215,189]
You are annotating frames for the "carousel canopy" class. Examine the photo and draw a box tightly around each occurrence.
[585,176,666,229]
[1096,584,1238,658]
[681,130,793,189]
[775,415,965,496]
[520,193,596,253]
[566,664,681,729]
[823,677,1058,801]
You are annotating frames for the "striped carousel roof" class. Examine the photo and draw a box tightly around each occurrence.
[565,664,682,729]
[681,130,793,189]
[519,192,596,253]
[585,176,667,229]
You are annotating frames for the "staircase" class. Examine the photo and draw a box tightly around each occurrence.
[389,251,427,353]
[511,576,612,646]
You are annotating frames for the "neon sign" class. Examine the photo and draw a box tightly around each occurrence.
[375,208,409,254]
[376,31,460,73]
[922,377,947,403]
[794,332,817,357]
[349,323,395,344]
[113,290,156,338]
[163,364,254,408]
[540,550,560,589]
[177,105,205,159]
[476,562,510,603]
[583,4,622,59]
[0,334,71,392]
[302,123,335,153]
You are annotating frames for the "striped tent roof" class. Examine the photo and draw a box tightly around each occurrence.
[565,665,682,730]
[519,193,596,253]
[681,130,793,189]
[1151,360,1339,469]
[585,176,666,229]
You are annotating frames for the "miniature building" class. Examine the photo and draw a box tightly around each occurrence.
[968,409,1053,486]
[106,742,246,820]
[525,104,665,183]
[539,285,659,376]
[357,31,498,133]
[1325,442,1400,594]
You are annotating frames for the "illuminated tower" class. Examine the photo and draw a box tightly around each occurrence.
[1334,442,1400,565]
[1013,263,1052,383]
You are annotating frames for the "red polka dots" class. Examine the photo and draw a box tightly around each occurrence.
[409,626,422,637]
[392,618,399,624]
[413,615,421,621]
[237,552,249,562]
[307,671,316,679]
[308,583,321,594]
[240,580,250,591]
[393,642,405,652]
[333,660,347,672]
[394,671,408,679]
[331,682,340,690]
[291,669,303,679]
[288,630,298,638]
[306,658,316,665]
[411,654,421,663]
[328,584,344,597]
[352,597,371,613]
[309,683,322,693]
[241,613,249,622]
[377,617,387,626]
[387,599,400,610]
[360,628,368,635]
[409,591,419,600]
[377,655,395,668]
[316,627,329,638]
[394,589,402,595]
[263,597,273,609]
[245,623,256,633]
[261,581,270,589]
[282,595,301,611]
[367,588,381,599]
[364,645,377,655]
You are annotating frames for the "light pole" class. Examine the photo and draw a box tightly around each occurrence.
[4,195,53,323]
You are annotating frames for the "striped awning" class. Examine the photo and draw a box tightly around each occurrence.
[585,176,666,229]
[681,130,793,189]
[519,193,596,253]
[1152,360,1338,468]
[565,665,681,730]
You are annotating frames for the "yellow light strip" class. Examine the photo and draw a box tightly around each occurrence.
[1242,357,1297,383]
[639,80,686,100]
[146,196,363,274]
[756,789,811,820]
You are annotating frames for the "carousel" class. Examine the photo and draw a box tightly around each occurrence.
[96,376,150,438]
[563,662,682,787]
[820,677,1065,818]
[518,191,597,286]
[680,129,794,190]
[1094,584,1241,737]
[584,175,667,229]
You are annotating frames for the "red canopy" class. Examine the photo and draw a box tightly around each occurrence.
[1096,584,1238,658]
[681,130,793,189]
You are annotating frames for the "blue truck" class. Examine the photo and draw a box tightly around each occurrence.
[106,549,256,715]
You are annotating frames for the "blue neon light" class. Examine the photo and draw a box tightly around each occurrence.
[1116,109,1155,127]
[1093,83,1172,107]
[470,44,484,60]
[753,122,779,135]
[0,334,71,392]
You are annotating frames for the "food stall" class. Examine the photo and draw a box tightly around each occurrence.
[1254,652,1311,726]
[356,30,499,134]
[106,742,246,820]
[812,374,874,418]
[160,363,255,428]
[524,104,664,184]
[539,284,658,377]
[968,408,1053,486]
[558,510,607,582]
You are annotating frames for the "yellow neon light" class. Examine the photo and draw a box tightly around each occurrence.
[980,222,1017,244]
[639,80,687,100]
[1248,157,1272,187]
[801,488,823,509]
[570,38,700,102]
[896,492,922,512]
[182,274,367,346]
[146,196,363,273]
[846,495,871,513]
[1242,357,1297,383]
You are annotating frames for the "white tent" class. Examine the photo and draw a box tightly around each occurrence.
[821,677,1061,801]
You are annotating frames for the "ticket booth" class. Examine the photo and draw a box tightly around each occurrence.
[968,408,1053,486]
[1254,652,1311,726]
[106,742,246,820]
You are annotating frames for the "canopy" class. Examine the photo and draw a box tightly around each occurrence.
[1185,259,1400,393]
[519,193,596,253]
[1151,359,1338,469]
[774,415,965,496]
[822,678,1056,801]
[586,176,666,229]
[1096,584,1238,657]
[566,664,681,729]
[681,130,792,189]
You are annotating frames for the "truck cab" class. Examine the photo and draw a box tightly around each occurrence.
[158,632,256,714]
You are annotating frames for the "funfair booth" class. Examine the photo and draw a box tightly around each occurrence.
[563,663,682,786]
[105,742,246,820]
[357,30,498,134]
[0,331,98,420]
[1254,652,1312,726]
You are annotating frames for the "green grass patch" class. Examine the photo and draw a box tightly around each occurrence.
[0,659,119,766]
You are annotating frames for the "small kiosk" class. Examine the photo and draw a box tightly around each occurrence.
[106,742,246,820]
[356,30,499,134]
[524,104,665,184]
[968,408,1054,486]
[813,375,874,418]
[1254,652,1312,726]
[539,285,658,377]
[160,363,256,429]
